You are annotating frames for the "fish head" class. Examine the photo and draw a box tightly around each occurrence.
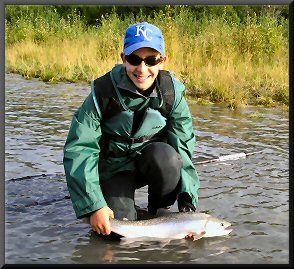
[203,216,233,237]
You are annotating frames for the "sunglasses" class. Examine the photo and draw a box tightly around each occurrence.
[125,54,163,67]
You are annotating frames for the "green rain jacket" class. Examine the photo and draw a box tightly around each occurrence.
[63,64,200,218]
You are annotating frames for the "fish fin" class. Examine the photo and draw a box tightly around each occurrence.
[159,239,171,248]
[192,231,206,241]
[119,237,142,246]
[185,231,206,241]
[119,236,155,246]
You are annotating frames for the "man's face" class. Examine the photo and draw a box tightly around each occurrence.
[121,47,166,91]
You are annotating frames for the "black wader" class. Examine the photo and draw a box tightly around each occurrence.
[100,142,183,220]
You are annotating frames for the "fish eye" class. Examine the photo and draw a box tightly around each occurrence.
[220,223,224,226]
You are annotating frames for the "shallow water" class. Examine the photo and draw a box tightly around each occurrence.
[5,73,289,264]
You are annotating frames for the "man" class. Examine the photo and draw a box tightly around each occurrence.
[63,22,200,236]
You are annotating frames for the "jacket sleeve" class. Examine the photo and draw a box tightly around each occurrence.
[63,93,106,219]
[167,79,200,208]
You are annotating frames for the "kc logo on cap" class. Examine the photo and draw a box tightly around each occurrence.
[135,25,153,41]
[124,22,165,56]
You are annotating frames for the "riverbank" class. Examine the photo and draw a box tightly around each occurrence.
[6,6,289,109]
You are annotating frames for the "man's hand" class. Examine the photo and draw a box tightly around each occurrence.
[90,206,114,235]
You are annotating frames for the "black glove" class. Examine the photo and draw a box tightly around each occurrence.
[179,201,196,212]
[177,192,196,212]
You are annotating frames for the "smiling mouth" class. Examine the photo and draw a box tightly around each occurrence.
[134,74,151,81]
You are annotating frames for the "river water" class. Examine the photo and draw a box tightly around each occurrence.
[5,73,289,264]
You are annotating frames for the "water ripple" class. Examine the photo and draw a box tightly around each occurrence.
[5,73,289,264]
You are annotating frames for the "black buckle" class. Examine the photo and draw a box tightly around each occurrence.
[130,138,137,144]
[129,136,149,144]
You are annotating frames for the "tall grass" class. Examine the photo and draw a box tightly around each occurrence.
[6,6,289,108]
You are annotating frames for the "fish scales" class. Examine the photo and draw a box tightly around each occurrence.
[109,212,232,240]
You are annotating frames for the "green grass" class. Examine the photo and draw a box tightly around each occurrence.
[6,6,289,108]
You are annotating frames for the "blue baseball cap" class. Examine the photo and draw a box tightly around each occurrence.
[124,22,165,56]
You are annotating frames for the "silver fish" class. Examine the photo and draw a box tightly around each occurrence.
[110,212,232,241]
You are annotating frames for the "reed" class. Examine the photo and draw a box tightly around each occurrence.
[6,6,289,108]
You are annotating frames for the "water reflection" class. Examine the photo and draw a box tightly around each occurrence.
[5,73,289,264]
[70,231,234,264]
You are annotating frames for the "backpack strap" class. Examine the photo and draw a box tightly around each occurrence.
[157,70,176,118]
[92,72,125,158]
[93,72,124,121]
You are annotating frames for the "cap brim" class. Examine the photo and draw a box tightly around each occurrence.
[124,41,163,55]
